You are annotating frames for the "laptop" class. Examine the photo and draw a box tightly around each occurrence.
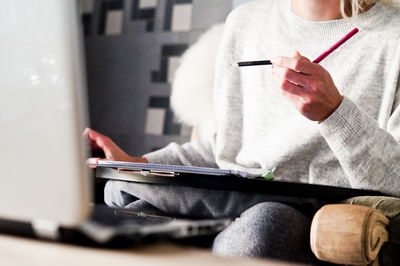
[0,0,230,245]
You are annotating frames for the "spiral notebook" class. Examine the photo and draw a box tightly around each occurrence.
[93,160,257,178]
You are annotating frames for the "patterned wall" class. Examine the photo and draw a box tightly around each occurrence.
[81,0,237,156]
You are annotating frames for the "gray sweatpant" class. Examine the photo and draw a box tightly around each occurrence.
[104,180,322,263]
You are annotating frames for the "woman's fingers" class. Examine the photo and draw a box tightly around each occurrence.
[86,157,101,168]
[272,72,310,109]
[271,52,342,122]
[84,128,101,150]
[83,128,114,159]
[86,128,109,150]
[272,65,312,89]
[83,128,139,162]
[271,54,315,75]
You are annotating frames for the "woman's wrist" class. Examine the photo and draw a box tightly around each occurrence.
[318,95,343,124]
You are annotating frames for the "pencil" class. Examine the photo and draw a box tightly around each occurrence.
[237,60,272,67]
[235,27,359,67]
[313,28,359,63]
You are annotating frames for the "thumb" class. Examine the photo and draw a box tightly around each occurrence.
[292,50,302,58]
[292,50,311,62]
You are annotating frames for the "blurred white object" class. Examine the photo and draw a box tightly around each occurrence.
[0,0,90,226]
[170,24,224,141]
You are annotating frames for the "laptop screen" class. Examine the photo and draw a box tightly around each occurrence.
[0,0,91,226]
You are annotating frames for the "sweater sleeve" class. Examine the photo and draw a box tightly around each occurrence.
[143,138,218,168]
[319,95,400,197]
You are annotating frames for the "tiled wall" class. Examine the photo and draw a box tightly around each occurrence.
[82,0,237,156]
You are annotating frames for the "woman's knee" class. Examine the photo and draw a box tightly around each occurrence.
[212,202,314,262]
[104,181,138,207]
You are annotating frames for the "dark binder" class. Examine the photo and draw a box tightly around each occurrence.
[93,160,387,202]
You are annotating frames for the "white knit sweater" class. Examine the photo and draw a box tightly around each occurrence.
[145,0,400,196]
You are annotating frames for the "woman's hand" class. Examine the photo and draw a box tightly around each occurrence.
[84,128,147,165]
[271,51,343,122]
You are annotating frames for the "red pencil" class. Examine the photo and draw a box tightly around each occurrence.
[236,27,359,67]
[313,28,359,63]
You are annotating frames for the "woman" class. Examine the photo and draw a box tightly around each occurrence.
[87,0,400,262]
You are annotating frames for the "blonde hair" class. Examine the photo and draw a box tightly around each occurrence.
[340,0,392,17]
